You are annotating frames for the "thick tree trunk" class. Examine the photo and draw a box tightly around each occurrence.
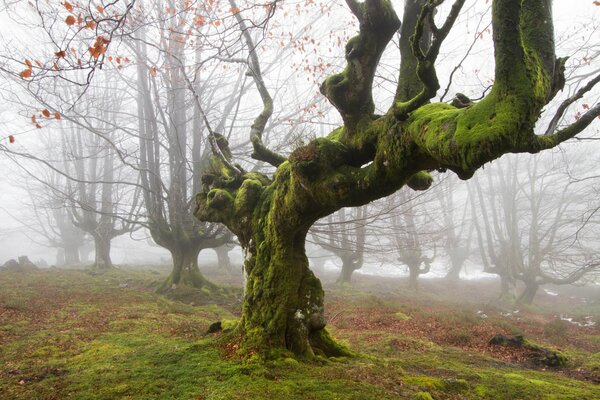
[336,255,360,284]
[445,253,463,280]
[64,244,81,265]
[445,264,462,281]
[160,246,209,291]
[499,274,517,302]
[93,236,113,269]
[240,228,347,358]
[408,265,420,290]
[215,245,233,274]
[517,281,539,305]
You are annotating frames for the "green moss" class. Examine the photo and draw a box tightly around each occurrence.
[2,268,600,399]
[413,392,434,400]
[221,318,239,332]
[394,312,411,321]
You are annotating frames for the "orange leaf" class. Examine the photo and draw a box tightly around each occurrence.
[229,7,240,14]
[35,124,41,129]
[42,109,51,117]
[54,62,60,70]
[97,5,104,13]
[20,69,32,78]
[9,135,15,144]
[55,50,67,58]
[65,15,76,25]
[31,115,36,123]
[35,60,42,67]
[64,1,73,12]
[25,59,32,68]
[54,112,61,120]
[85,21,96,30]
[594,1,600,6]
[582,103,590,110]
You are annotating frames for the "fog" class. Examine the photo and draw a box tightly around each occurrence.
[0,0,599,294]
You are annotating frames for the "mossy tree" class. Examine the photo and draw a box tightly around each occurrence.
[195,0,600,357]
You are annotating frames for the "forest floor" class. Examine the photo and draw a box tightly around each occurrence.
[0,265,599,399]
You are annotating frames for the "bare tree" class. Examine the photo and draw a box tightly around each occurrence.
[310,206,367,284]
[435,175,473,280]
[389,190,437,290]
[470,153,599,304]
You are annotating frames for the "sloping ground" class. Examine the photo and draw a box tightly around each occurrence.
[0,267,598,399]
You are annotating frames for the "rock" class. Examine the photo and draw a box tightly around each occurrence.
[1,256,37,272]
[488,333,568,368]
[488,334,524,347]
[206,321,222,334]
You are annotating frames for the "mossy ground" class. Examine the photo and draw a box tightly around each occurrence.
[0,266,598,399]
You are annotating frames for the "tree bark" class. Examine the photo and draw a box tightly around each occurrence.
[499,274,517,302]
[336,256,358,284]
[408,265,420,290]
[93,235,113,269]
[517,281,539,305]
[215,245,233,274]
[445,262,462,281]
[160,245,210,291]
[64,244,81,265]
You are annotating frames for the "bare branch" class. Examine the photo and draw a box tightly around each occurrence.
[545,72,600,135]
[230,0,285,167]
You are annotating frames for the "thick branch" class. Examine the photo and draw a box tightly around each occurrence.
[320,0,400,129]
[393,0,466,119]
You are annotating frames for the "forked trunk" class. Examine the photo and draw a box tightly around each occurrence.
[517,281,539,305]
[160,246,210,291]
[215,245,233,274]
[336,256,359,284]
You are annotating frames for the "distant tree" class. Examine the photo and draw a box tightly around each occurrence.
[310,205,367,284]
[389,190,437,290]
[434,175,473,280]
[470,153,599,304]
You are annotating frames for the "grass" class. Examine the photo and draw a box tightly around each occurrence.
[0,267,598,399]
